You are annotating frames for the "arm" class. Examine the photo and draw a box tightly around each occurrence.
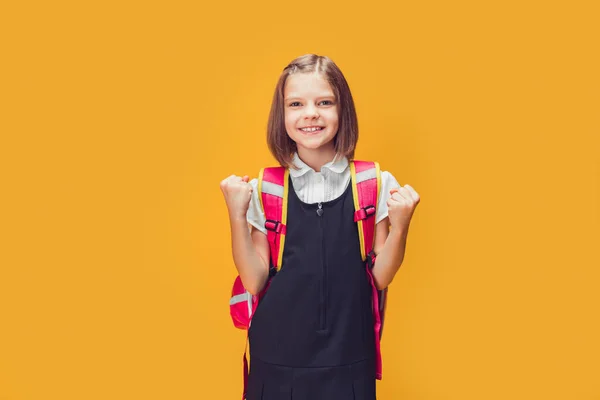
[371,217,408,290]
[370,182,421,290]
[221,174,271,295]
[229,219,270,295]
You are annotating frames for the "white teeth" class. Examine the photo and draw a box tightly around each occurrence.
[300,127,323,132]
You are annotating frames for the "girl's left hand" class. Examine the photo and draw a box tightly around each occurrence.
[387,184,420,232]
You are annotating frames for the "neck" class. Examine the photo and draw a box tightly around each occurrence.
[296,145,337,172]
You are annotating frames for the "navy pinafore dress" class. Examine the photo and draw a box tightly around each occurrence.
[247,176,376,400]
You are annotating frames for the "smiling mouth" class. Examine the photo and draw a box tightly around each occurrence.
[298,126,325,133]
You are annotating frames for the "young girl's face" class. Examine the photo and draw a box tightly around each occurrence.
[283,72,339,156]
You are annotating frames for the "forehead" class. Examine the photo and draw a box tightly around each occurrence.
[284,73,335,99]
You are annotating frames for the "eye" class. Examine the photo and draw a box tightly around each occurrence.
[289,101,301,107]
[319,100,334,106]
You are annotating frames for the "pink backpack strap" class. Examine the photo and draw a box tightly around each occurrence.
[258,166,290,270]
[350,160,385,380]
[350,160,381,258]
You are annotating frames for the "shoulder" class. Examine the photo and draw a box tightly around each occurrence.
[380,170,399,187]
[352,160,398,186]
[260,166,288,182]
[247,165,286,235]
[379,167,400,196]
[364,164,400,224]
[247,176,266,234]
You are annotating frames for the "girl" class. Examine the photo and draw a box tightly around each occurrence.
[220,54,420,400]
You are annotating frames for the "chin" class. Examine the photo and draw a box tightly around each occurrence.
[297,139,335,151]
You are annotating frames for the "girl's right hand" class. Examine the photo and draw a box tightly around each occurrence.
[220,175,253,220]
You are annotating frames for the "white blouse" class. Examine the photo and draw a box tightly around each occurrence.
[247,153,400,235]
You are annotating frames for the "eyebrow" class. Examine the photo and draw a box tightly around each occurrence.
[284,94,336,101]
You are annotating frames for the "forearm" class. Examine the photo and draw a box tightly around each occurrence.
[371,227,408,290]
[229,216,269,295]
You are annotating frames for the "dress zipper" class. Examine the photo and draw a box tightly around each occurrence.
[317,202,326,331]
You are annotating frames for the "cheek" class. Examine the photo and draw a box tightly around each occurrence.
[324,109,339,124]
[327,118,339,134]
[285,120,297,136]
[284,110,299,126]
[284,115,299,138]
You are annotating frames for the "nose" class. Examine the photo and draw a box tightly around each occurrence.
[304,104,319,119]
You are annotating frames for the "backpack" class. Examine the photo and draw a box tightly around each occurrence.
[229,160,388,399]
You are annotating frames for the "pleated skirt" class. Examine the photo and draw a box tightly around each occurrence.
[247,356,376,400]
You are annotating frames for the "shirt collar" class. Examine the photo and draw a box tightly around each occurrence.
[289,152,349,178]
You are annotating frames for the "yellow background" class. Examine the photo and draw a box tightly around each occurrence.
[1,0,599,399]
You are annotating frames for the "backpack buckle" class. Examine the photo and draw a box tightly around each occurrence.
[366,250,376,270]
[354,205,376,222]
[265,219,286,234]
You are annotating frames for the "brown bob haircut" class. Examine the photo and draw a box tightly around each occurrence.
[267,54,359,168]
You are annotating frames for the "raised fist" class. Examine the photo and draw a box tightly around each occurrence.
[220,175,253,219]
[387,184,420,232]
